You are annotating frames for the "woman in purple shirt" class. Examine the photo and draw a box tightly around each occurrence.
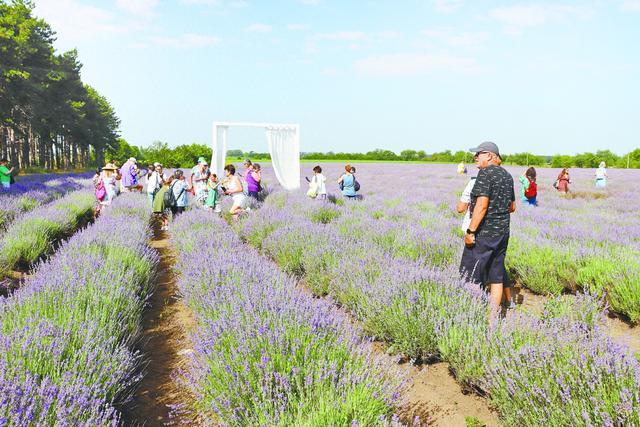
[245,163,261,199]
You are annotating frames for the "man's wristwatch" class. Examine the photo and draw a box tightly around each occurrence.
[466,229,477,236]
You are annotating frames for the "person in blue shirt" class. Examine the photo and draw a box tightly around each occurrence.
[171,170,189,217]
[337,164,357,198]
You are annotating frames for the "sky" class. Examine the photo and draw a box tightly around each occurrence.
[32,0,640,155]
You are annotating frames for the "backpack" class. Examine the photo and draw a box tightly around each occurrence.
[553,179,559,189]
[524,177,537,198]
[95,179,106,201]
[163,182,178,208]
[353,175,361,192]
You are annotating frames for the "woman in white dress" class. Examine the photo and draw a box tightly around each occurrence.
[223,164,247,217]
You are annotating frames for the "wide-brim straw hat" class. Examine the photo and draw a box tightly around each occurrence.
[102,163,117,171]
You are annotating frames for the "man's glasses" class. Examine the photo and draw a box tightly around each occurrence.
[474,151,489,158]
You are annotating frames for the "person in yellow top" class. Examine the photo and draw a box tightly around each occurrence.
[0,158,15,189]
[457,161,467,175]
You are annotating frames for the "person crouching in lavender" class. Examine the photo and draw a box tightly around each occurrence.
[459,141,516,325]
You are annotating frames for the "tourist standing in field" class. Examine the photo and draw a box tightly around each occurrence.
[0,158,15,189]
[191,157,210,204]
[460,142,516,323]
[457,175,515,310]
[246,162,261,200]
[338,164,358,199]
[456,176,477,232]
[457,161,467,175]
[205,173,221,212]
[595,162,608,188]
[153,176,173,230]
[100,163,118,206]
[171,170,189,217]
[556,168,570,193]
[518,167,538,206]
[119,157,138,192]
[307,165,327,200]
[223,164,247,216]
[147,162,166,208]
[110,159,122,195]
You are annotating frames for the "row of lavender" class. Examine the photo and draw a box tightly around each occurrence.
[0,194,157,425]
[0,189,95,278]
[170,209,405,425]
[254,163,640,322]
[0,173,90,231]
[230,179,640,425]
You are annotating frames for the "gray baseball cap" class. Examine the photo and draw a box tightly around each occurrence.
[468,141,501,158]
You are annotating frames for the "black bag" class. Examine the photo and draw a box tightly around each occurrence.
[9,174,15,184]
[164,182,178,208]
[353,175,360,192]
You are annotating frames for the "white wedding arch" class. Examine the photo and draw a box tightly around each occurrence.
[211,121,301,190]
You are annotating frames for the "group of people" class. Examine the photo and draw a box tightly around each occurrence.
[306,164,361,200]
[93,157,263,228]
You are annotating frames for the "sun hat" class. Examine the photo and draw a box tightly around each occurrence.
[468,141,501,159]
[102,163,117,171]
[197,156,207,164]
[128,157,137,163]
[153,162,162,167]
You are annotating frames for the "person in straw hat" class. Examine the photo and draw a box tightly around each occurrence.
[100,163,119,206]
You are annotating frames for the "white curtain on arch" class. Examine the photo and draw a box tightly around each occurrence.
[266,126,300,190]
[212,125,228,178]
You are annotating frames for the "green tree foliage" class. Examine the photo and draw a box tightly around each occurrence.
[0,0,120,170]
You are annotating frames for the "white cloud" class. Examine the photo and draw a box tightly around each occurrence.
[432,0,463,13]
[314,31,366,41]
[150,33,221,48]
[489,4,593,35]
[245,23,272,33]
[116,0,159,17]
[620,0,640,11]
[421,29,489,46]
[34,0,125,48]
[287,24,309,31]
[354,53,477,76]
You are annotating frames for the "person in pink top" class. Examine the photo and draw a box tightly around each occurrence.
[556,168,570,193]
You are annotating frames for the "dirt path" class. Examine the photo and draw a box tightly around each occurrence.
[513,284,640,354]
[398,362,498,426]
[121,228,198,426]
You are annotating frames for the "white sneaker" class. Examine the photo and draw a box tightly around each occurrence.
[245,206,251,211]
[214,207,221,213]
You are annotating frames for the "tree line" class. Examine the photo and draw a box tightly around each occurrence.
[0,0,119,171]
[113,141,640,169]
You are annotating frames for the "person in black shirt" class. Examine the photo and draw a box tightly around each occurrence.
[460,141,516,323]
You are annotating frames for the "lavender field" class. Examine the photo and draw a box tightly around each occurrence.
[0,164,639,426]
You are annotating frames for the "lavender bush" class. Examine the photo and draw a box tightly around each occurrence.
[170,209,405,426]
[0,193,156,425]
[0,173,89,231]
[0,190,95,275]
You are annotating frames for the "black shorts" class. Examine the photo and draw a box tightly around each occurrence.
[459,233,511,289]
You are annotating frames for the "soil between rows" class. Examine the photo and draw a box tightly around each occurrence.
[121,227,199,426]
[513,284,640,354]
